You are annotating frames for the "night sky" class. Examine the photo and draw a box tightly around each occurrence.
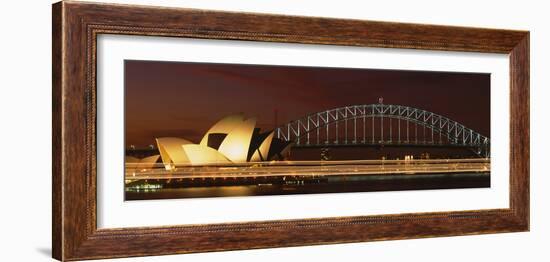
[124,60,490,148]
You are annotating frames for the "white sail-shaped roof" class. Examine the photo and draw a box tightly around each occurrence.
[199,113,245,147]
[152,114,280,168]
[156,137,193,170]
[181,144,231,165]
[217,117,256,163]
[251,131,274,162]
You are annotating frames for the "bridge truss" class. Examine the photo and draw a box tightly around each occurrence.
[275,104,490,157]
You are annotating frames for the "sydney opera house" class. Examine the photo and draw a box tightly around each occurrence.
[126,114,291,171]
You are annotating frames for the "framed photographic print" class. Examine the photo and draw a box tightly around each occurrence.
[123,60,492,201]
[52,1,529,261]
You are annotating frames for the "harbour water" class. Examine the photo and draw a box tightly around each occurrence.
[125,171,489,200]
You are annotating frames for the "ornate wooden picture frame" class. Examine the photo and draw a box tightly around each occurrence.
[52,1,529,261]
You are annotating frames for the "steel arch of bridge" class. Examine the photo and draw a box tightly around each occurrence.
[275,104,490,157]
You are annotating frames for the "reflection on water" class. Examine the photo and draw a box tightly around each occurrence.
[125,172,489,201]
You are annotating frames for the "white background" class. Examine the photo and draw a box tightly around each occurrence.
[98,35,509,228]
[0,0,547,261]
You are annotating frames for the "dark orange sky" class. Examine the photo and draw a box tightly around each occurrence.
[125,60,490,147]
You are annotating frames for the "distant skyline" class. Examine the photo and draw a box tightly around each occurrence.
[125,60,490,147]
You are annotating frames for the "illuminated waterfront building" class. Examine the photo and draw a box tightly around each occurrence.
[156,114,291,170]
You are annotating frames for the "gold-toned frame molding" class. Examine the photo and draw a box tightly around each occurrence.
[52,1,529,261]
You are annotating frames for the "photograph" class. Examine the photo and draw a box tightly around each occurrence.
[123,60,491,200]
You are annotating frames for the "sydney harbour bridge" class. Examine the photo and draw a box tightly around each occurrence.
[275,102,490,158]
